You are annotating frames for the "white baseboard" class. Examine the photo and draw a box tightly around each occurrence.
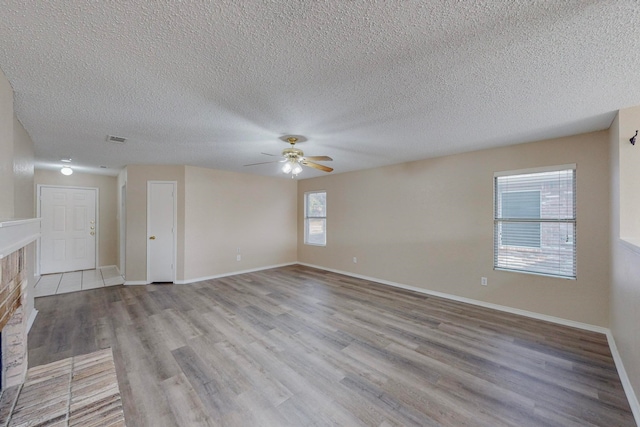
[26,308,38,334]
[98,264,119,269]
[606,331,640,424]
[174,262,297,285]
[298,263,607,333]
[297,262,639,425]
[125,263,296,286]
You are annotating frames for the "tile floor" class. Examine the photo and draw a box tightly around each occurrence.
[34,266,125,297]
[0,348,126,426]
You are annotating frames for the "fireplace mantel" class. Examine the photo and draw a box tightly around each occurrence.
[0,218,40,259]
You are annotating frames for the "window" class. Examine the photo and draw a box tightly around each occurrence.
[501,191,541,248]
[494,165,576,278]
[304,191,326,246]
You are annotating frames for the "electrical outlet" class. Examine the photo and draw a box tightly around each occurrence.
[353,257,357,263]
[236,254,241,261]
[481,277,487,286]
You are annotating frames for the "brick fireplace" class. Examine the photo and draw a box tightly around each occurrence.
[0,247,27,389]
[0,218,40,391]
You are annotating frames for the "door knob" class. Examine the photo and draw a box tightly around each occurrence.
[149,236,156,240]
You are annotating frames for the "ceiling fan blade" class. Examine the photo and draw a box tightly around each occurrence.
[243,160,282,166]
[301,160,333,172]
[303,155,333,161]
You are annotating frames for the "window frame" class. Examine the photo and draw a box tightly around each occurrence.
[493,164,577,279]
[304,190,327,246]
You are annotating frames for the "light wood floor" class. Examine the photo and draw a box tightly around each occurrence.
[28,265,635,426]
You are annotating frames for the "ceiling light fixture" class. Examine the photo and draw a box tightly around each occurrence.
[61,158,72,163]
[282,159,303,177]
[60,166,73,175]
[244,136,333,176]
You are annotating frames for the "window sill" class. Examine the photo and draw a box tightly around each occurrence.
[494,267,576,280]
[619,238,640,256]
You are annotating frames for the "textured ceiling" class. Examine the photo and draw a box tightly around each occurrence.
[1,1,639,178]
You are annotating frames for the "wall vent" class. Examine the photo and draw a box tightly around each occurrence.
[106,135,127,144]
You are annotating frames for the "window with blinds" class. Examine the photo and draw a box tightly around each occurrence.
[494,165,576,278]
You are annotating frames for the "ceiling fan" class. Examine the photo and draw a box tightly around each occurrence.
[244,136,333,177]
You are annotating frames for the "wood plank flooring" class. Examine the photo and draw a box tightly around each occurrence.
[27,265,636,426]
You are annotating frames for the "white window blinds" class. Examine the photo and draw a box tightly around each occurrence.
[494,166,576,278]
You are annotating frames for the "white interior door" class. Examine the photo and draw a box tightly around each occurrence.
[147,181,176,283]
[40,186,97,274]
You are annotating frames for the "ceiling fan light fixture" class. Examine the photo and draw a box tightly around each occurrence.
[282,160,303,176]
[247,135,332,176]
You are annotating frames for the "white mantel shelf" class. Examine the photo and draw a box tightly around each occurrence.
[0,218,41,259]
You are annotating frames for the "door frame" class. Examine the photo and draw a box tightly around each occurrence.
[119,183,126,278]
[36,185,100,276]
[146,181,177,283]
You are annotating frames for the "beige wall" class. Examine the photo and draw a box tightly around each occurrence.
[0,68,14,218]
[619,106,640,242]
[124,165,186,282]
[35,170,118,267]
[183,166,297,281]
[299,131,610,326]
[13,117,34,218]
[14,120,36,320]
[1,67,37,323]
[123,164,297,283]
[610,109,640,404]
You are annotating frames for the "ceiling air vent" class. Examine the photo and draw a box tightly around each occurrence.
[106,135,127,144]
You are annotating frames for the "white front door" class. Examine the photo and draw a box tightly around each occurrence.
[147,181,176,283]
[40,186,97,274]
